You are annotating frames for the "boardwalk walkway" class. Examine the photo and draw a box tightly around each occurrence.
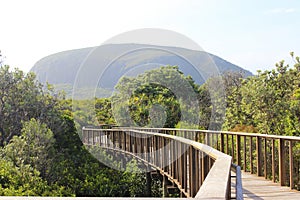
[239,171,300,199]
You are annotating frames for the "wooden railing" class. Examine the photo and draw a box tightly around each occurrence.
[129,127,300,190]
[82,127,233,199]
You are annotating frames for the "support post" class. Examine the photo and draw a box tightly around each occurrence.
[250,137,253,174]
[162,175,168,197]
[289,140,294,189]
[256,136,262,176]
[279,139,286,186]
[272,139,275,182]
[243,136,247,171]
[220,133,224,152]
[264,138,267,179]
[146,171,152,197]
[236,135,241,167]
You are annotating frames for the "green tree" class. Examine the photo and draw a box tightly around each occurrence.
[2,119,55,178]
[95,98,116,125]
[224,53,300,136]
[0,65,62,145]
[113,66,200,128]
[0,158,72,196]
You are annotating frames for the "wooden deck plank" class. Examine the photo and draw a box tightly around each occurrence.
[241,171,300,199]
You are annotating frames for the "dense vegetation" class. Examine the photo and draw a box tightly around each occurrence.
[0,65,158,196]
[93,54,300,134]
[223,52,300,136]
[0,52,299,196]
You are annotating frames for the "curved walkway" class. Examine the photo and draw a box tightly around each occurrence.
[240,171,300,199]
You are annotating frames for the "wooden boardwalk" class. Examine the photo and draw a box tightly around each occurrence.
[239,171,300,199]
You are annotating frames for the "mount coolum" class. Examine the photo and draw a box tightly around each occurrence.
[31,43,252,97]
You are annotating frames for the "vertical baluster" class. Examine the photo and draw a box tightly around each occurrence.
[92,130,95,145]
[272,139,275,182]
[256,136,262,176]
[129,131,132,152]
[135,132,138,154]
[231,134,234,161]
[147,137,151,163]
[250,136,253,174]
[216,133,219,150]
[195,149,200,193]
[176,141,179,180]
[165,138,170,174]
[202,152,209,181]
[200,152,204,185]
[183,144,187,193]
[110,131,116,148]
[189,146,196,197]
[117,131,121,149]
[226,133,229,155]
[178,142,183,188]
[264,138,267,179]
[140,135,143,159]
[289,140,294,189]
[279,139,286,186]
[243,136,247,171]
[123,131,126,151]
[195,131,198,142]
[236,135,241,167]
[99,130,102,146]
[220,133,224,152]
[156,136,159,166]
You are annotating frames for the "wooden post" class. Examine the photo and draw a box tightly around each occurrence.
[243,136,247,172]
[256,136,262,176]
[231,135,235,162]
[250,137,253,174]
[236,135,241,167]
[183,146,187,193]
[220,133,224,152]
[99,130,102,146]
[272,139,275,182]
[162,175,168,197]
[189,146,193,197]
[202,152,209,180]
[289,140,294,189]
[123,131,126,150]
[279,139,286,186]
[118,131,122,149]
[195,150,200,193]
[178,142,183,186]
[129,132,132,152]
[173,141,177,179]
[146,172,152,197]
[155,136,159,166]
[92,130,95,145]
[147,137,151,163]
[264,138,267,179]
[226,133,229,155]
[134,133,137,154]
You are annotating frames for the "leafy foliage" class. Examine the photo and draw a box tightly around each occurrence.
[112,66,201,128]
[0,65,154,197]
[223,53,300,136]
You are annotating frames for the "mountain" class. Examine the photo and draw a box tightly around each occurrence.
[31,43,252,98]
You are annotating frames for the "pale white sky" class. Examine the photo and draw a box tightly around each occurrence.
[1,0,300,74]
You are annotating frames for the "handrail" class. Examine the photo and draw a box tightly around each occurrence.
[123,127,300,190]
[120,127,300,141]
[82,127,233,199]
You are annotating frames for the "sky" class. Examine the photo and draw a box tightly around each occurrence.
[1,0,300,74]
